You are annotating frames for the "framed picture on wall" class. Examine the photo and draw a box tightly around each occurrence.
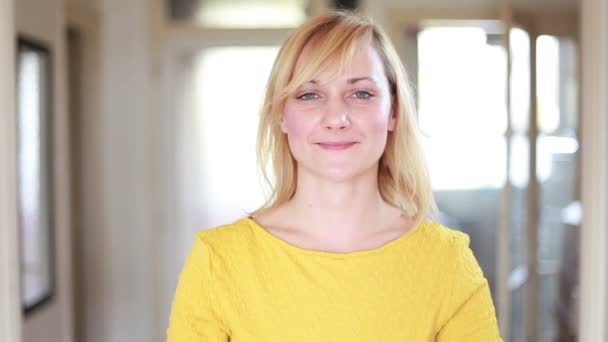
[16,36,55,314]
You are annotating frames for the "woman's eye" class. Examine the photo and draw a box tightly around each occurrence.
[352,91,373,99]
[297,93,319,100]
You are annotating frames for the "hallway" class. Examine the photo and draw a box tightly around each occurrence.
[1,0,607,341]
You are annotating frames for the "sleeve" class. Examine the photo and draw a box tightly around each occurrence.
[166,233,230,341]
[436,233,503,342]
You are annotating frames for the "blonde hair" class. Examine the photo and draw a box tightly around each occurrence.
[254,11,436,225]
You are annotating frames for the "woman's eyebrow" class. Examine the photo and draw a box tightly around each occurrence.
[303,77,375,85]
[348,77,375,84]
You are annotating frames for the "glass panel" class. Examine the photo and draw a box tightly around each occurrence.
[17,41,54,312]
[536,36,579,342]
[417,24,507,301]
[166,0,308,28]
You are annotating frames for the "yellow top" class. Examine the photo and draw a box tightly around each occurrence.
[167,218,502,341]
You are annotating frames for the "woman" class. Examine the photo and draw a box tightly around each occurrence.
[167,11,502,341]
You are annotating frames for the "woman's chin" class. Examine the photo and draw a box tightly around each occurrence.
[312,166,372,183]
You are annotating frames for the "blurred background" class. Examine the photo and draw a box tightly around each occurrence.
[0,0,606,341]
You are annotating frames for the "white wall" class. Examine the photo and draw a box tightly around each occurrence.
[57,0,164,340]
[15,0,75,341]
[579,0,608,340]
[0,0,21,341]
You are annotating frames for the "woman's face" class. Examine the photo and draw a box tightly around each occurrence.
[281,41,396,182]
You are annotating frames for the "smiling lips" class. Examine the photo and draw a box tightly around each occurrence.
[316,141,358,150]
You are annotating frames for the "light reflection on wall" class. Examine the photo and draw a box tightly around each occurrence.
[196,1,306,28]
[194,47,279,226]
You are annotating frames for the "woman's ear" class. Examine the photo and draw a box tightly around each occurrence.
[280,115,288,133]
[388,107,397,132]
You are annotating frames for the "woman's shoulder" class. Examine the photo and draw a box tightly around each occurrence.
[413,220,481,271]
[184,218,260,273]
[418,219,472,251]
[420,220,487,284]
[194,217,254,247]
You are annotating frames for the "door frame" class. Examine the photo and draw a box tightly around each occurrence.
[64,3,101,341]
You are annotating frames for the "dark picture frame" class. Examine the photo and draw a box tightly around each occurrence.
[15,36,55,315]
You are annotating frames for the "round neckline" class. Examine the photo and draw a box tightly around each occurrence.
[245,217,430,258]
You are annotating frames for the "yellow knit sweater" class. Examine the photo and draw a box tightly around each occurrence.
[167,218,502,341]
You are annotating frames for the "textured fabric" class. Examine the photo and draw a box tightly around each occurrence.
[167,218,502,341]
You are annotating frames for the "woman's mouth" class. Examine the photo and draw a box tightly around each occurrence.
[316,142,358,150]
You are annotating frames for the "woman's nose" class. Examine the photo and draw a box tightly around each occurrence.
[321,100,351,130]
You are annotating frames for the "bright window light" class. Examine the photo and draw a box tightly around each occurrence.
[418,26,507,190]
[536,35,561,133]
[509,28,530,133]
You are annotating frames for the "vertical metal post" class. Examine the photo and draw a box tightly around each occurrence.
[524,27,540,342]
[497,0,513,340]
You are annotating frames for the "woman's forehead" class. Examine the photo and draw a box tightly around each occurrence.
[292,41,387,86]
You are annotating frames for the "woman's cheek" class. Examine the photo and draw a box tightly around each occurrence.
[359,108,391,133]
[282,107,317,139]
[283,114,312,160]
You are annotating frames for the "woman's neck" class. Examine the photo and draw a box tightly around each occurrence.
[280,167,398,240]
